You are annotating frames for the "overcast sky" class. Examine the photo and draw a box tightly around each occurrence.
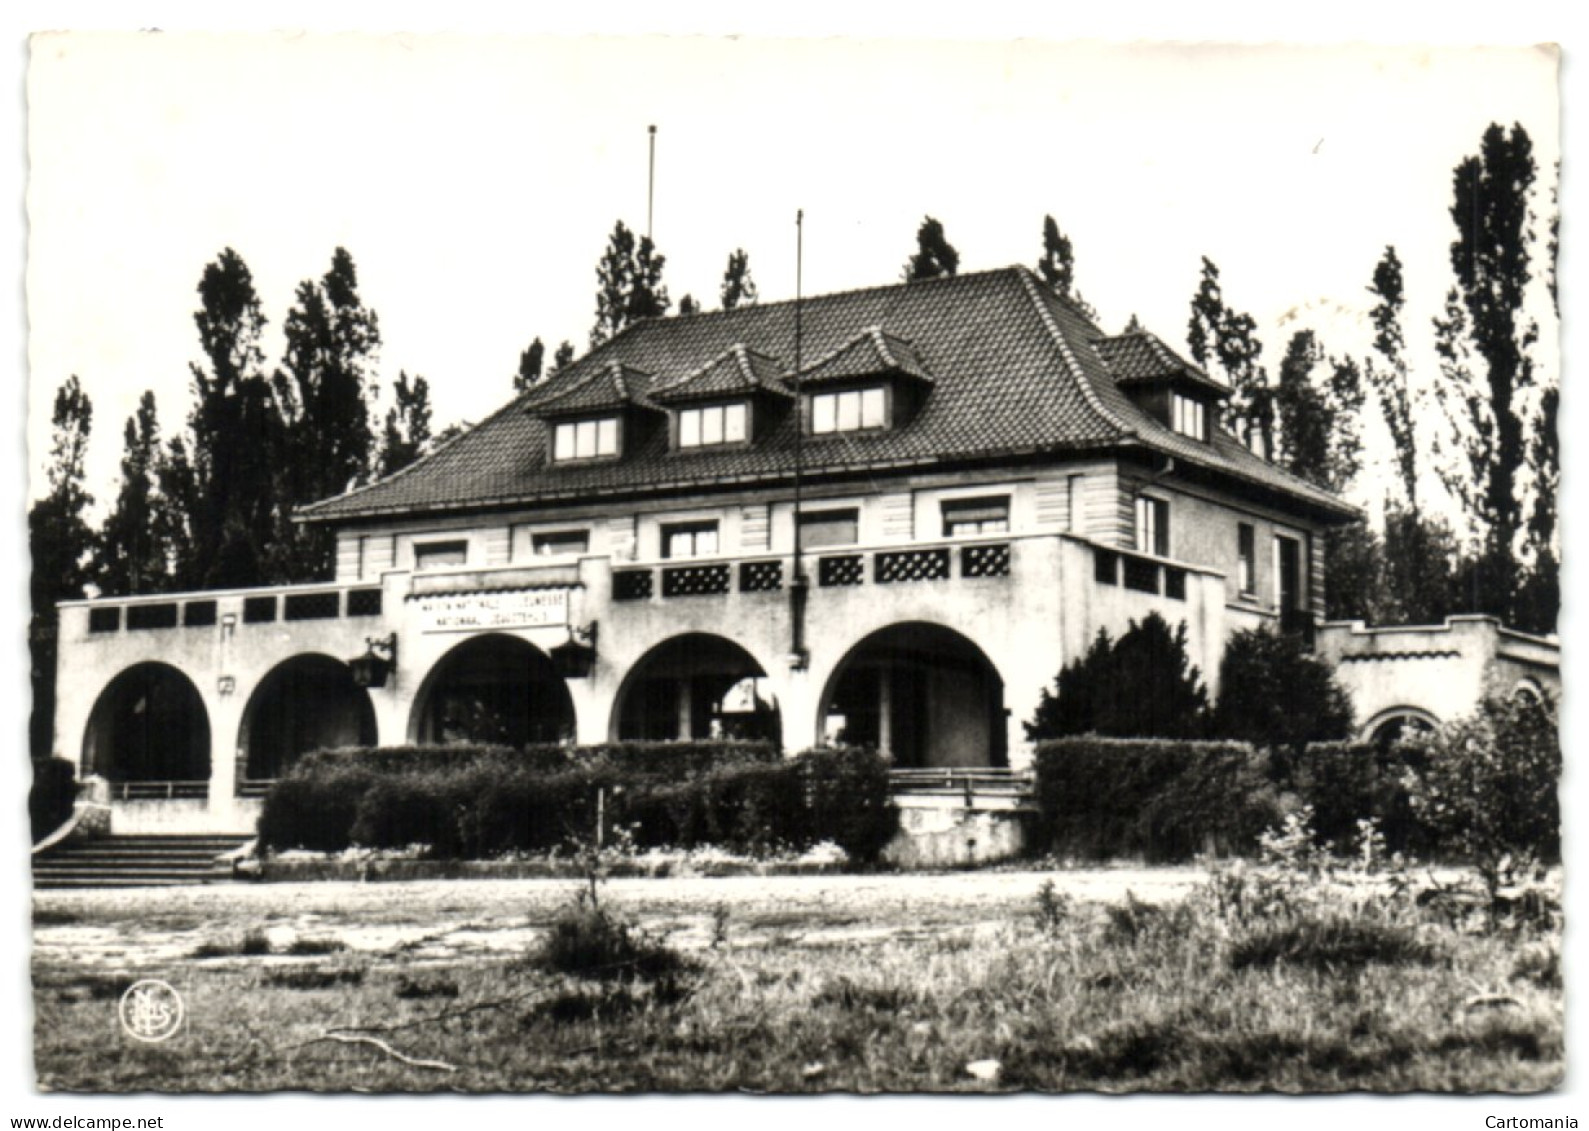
[26,35,1560,512]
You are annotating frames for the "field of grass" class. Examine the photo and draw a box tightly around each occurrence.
[32,866,1561,1093]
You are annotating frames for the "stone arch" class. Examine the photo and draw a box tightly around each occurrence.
[1362,706,1440,749]
[238,654,377,784]
[82,662,211,783]
[611,633,781,744]
[817,621,1007,768]
[409,633,575,747]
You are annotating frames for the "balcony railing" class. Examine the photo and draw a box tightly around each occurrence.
[77,584,384,636]
[108,780,210,801]
[1092,545,1188,602]
[889,767,1035,804]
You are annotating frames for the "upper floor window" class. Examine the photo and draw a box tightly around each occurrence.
[663,520,719,559]
[811,387,886,435]
[799,508,859,549]
[1237,523,1256,595]
[1172,393,1208,440]
[942,496,1010,537]
[553,416,619,461]
[1135,496,1169,557]
[532,530,590,557]
[415,539,467,570]
[679,402,748,448]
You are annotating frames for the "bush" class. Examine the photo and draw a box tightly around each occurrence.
[258,741,896,862]
[1285,741,1429,857]
[30,757,77,844]
[1026,613,1210,740]
[1402,694,1560,899]
[1032,738,1283,862]
[1213,628,1354,747]
[536,900,695,983]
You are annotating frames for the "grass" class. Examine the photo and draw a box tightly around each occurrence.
[31,869,1561,1093]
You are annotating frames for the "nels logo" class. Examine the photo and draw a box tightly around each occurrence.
[118,979,184,1043]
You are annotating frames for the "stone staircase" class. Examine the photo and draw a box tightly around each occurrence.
[32,835,251,890]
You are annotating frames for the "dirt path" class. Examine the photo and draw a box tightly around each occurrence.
[33,867,1209,969]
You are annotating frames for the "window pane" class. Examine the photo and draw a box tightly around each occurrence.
[576,419,598,457]
[724,402,747,442]
[800,509,859,548]
[533,530,589,556]
[680,409,701,447]
[597,417,618,455]
[663,522,719,559]
[812,393,836,434]
[416,540,467,569]
[554,423,575,461]
[701,404,724,446]
[697,527,718,555]
[943,496,1010,537]
[861,387,886,428]
[836,390,861,432]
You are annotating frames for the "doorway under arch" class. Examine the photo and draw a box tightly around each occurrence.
[239,654,377,783]
[411,634,575,747]
[82,662,211,785]
[819,622,1006,768]
[612,634,780,743]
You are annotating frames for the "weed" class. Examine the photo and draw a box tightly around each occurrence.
[710,902,731,949]
[1511,943,1561,990]
[1229,918,1441,972]
[394,973,460,1000]
[535,898,695,983]
[264,967,365,990]
[32,908,80,927]
[811,976,912,1014]
[285,937,347,957]
[1032,880,1076,938]
[190,928,274,959]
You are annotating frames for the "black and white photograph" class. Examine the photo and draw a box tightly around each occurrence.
[12,11,1576,1118]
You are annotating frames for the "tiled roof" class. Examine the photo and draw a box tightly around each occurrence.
[527,361,658,416]
[650,344,792,404]
[798,326,933,387]
[302,266,1357,523]
[1093,332,1229,398]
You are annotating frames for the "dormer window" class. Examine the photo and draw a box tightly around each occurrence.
[553,416,619,461]
[811,387,887,434]
[1172,393,1208,441]
[679,402,748,448]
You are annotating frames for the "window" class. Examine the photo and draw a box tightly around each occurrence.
[415,540,467,570]
[1135,496,1169,557]
[553,416,619,461]
[810,387,887,435]
[1237,523,1256,595]
[678,402,748,448]
[1172,393,1208,440]
[798,508,859,549]
[532,530,590,557]
[942,496,1010,537]
[663,521,719,559]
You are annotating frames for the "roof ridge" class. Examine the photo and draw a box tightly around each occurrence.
[1012,266,1136,439]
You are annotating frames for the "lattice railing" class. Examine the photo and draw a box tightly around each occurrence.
[961,543,1011,578]
[819,554,865,587]
[876,547,950,584]
[662,563,731,597]
[739,560,784,593]
[284,591,341,621]
[613,569,654,601]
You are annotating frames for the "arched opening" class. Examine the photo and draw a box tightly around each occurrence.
[240,654,377,784]
[82,663,211,785]
[1365,708,1438,750]
[613,634,780,743]
[411,634,575,747]
[819,622,1006,768]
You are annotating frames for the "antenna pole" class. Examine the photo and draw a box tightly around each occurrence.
[647,125,657,240]
[789,209,809,671]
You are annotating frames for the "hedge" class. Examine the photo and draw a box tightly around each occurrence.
[258,741,896,862]
[30,757,77,844]
[1033,737,1431,863]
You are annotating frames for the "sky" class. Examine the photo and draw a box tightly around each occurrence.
[6,5,1583,1127]
[24,35,1561,516]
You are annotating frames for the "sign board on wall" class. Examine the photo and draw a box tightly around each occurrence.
[414,588,571,633]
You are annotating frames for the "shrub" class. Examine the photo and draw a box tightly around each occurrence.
[1026,613,1210,740]
[1213,628,1354,747]
[30,757,77,843]
[1402,694,1560,901]
[535,899,694,983]
[1032,738,1282,862]
[1286,741,1430,857]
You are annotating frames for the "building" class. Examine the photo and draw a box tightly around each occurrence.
[51,265,1545,840]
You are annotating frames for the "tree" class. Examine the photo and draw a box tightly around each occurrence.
[273,247,383,579]
[1036,215,1098,320]
[1272,331,1364,493]
[1212,628,1354,747]
[1323,521,1385,624]
[1025,613,1210,740]
[720,248,758,310]
[1186,257,1272,456]
[1514,383,1559,634]
[95,391,171,595]
[1404,693,1559,907]
[515,338,545,393]
[29,376,96,757]
[552,341,575,374]
[902,216,959,282]
[185,248,281,589]
[378,371,433,478]
[678,294,699,316]
[591,220,670,346]
[1365,246,1419,509]
[1431,123,1541,621]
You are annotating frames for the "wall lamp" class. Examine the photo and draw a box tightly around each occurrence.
[551,622,599,679]
[350,633,398,688]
